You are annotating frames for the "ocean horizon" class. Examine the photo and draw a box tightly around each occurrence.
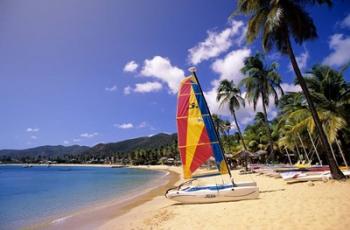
[0,165,165,230]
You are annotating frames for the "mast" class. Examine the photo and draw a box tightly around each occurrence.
[307,129,322,166]
[284,147,292,165]
[189,67,234,183]
[336,138,348,168]
[322,126,339,167]
[297,133,310,163]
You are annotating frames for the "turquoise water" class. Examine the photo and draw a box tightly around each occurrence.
[0,165,164,230]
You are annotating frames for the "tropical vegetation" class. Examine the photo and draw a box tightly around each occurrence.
[214,63,350,174]
[240,53,283,160]
[233,0,345,178]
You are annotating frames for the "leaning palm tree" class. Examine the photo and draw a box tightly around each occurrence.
[217,79,248,151]
[234,0,344,179]
[240,54,283,161]
[287,65,349,153]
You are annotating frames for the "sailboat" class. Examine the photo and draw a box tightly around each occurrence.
[165,68,259,204]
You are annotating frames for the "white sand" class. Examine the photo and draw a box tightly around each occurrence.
[100,167,350,230]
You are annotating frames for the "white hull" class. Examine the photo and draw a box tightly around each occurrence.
[286,170,350,183]
[165,181,259,204]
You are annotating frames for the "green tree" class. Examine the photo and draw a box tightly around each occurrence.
[217,79,247,150]
[278,65,350,164]
[212,114,229,137]
[234,0,344,179]
[240,53,283,160]
[244,112,270,152]
[303,65,350,122]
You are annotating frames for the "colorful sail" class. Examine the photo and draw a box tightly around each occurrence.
[177,75,228,179]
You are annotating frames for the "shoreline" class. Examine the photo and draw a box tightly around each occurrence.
[28,166,180,230]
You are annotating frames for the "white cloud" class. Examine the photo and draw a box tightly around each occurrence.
[205,89,278,127]
[123,61,138,72]
[114,123,134,129]
[188,20,245,65]
[124,86,132,95]
[80,132,99,138]
[137,121,155,130]
[204,48,251,120]
[203,48,291,127]
[281,83,302,93]
[31,135,37,140]
[63,140,70,145]
[289,50,309,72]
[134,81,162,93]
[323,34,350,67]
[267,52,281,61]
[105,85,117,92]
[138,121,147,128]
[73,138,81,142]
[26,128,39,132]
[140,56,185,94]
[340,14,350,29]
[206,83,299,127]
[211,48,251,84]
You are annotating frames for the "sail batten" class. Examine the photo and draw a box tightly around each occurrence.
[176,75,229,179]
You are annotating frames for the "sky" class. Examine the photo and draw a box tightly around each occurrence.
[1,0,349,149]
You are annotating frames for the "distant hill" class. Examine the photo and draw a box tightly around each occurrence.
[0,133,177,159]
[0,145,90,158]
[88,133,177,154]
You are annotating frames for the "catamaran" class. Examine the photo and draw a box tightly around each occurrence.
[165,68,259,204]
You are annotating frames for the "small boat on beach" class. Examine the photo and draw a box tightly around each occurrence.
[166,180,258,204]
[253,162,350,183]
[284,169,350,183]
[165,68,259,204]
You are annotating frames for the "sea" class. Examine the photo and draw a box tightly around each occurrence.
[0,165,165,230]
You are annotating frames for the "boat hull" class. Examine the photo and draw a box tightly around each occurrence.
[286,170,350,183]
[165,183,259,204]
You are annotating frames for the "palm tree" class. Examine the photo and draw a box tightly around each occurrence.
[212,114,228,137]
[278,65,350,164]
[217,79,247,150]
[303,65,350,120]
[234,0,344,179]
[240,54,283,161]
[245,112,271,152]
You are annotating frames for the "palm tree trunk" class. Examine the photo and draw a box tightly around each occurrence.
[286,37,345,179]
[232,110,249,171]
[232,110,247,150]
[261,93,275,162]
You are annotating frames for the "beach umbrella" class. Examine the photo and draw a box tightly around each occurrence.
[255,150,268,156]
[236,150,254,171]
[237,150,254,159]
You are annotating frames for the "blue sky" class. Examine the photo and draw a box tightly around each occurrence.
[1,0,349,149]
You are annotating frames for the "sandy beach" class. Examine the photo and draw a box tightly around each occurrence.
[99,166,350,230]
